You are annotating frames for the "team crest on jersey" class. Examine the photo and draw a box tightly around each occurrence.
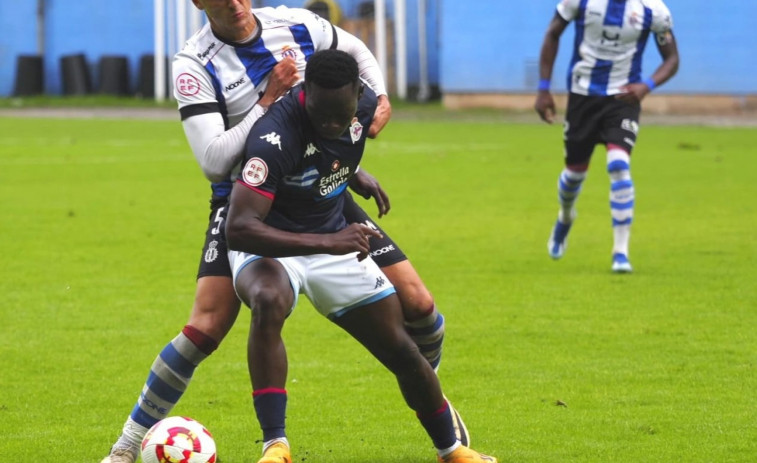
[331,160,340,172]
[176,73,201,96]
[281,46,297,60]
[349,117,363,144]
[242,157,268,187]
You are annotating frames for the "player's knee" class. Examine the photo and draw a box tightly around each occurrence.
[396,282,434,321]
[249,286,290,327]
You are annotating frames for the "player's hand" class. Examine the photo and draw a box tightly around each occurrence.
[348,170,391,217]
[259,57,301,108]
[368,95,392,138]
[330,223,383,261]
[535,90,556,124]
[615,82,650,104]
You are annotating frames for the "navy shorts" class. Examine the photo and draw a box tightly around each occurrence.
[563,93,641,165]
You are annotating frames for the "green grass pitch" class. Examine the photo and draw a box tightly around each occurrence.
[0,113,755,462]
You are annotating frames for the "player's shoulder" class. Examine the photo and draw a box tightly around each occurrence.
[640,0,672,15]
[255,5,325,27]
[174,23,220,67]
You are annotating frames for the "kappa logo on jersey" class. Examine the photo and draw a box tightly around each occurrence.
[176,73,201,96]
[349,117,363,144]
[304,143,320,158]
[281,46,297,60]
[225,76,246,92]
[260,132,282,150]
[242,157,269,187]
[621,119,639,135]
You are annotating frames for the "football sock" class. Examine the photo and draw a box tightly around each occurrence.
[557,168,586,223]
[119,325,218,446]
[262,437,290,453]
[607,147,634,256]
[417,400,457,451]
[405,305,444,371]
[253,388,288,442]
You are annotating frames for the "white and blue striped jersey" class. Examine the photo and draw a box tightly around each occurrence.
[173,6,338,127]
[557,0,673,96]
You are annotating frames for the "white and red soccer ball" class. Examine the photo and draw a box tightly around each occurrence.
[141,416,216,463]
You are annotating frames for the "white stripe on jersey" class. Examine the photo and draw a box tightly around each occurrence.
[556,0,673,96]
[173,6,334,127]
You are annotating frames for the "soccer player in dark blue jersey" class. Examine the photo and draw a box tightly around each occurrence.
[535,0,679,272]
[225,49,496,463]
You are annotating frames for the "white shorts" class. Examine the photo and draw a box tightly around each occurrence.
[228,250,396,319]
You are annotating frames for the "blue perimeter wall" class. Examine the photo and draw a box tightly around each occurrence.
[0,0,754,97]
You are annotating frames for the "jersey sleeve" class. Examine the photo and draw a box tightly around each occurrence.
[649,1,673,34]
[556,0,580,22]
[237,103,301,199]
[172,52,220,112]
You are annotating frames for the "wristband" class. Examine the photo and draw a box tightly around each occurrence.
[538,78,551,91]
[643,77,656,91]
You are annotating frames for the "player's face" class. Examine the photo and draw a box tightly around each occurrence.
[305,83,361,140]
[193,0,254,41]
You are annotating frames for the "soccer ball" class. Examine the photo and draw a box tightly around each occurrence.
[141,416,217,463]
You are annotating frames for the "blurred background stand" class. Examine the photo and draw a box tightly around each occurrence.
[60,53,92,95]
[13,55,45,96]
[98,55,131,96]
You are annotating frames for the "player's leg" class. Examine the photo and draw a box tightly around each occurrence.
[602,101,640,273]
[101,198,240,463]
[230,254,296,463]
[548,94,596,259]
[342,192,443,369]
[341,192,469,443]
[331,295,496,462]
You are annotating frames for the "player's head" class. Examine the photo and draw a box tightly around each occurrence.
[304,49,363,140]
[192,0,254,41]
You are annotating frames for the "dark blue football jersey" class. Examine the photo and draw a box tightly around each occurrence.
[237,83,377,233]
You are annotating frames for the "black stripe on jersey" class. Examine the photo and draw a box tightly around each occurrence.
[180,102,221,121]
[329,24,338,49]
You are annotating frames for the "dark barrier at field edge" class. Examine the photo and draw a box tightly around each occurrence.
[61,53,93,95]
[13,55,45,96]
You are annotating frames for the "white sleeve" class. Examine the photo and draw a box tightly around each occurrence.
[650,1,673,34]
[334,26,387,96]
[182,104,268,183]
[556,0,580,21]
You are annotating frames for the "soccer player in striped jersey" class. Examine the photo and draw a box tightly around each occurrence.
[535,0,679,272]
[101,2,461,462]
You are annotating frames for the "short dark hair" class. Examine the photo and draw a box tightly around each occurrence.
[305,49,359,89]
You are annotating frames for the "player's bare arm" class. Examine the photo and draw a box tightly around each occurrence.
[368,95,392,138]
[226,183,382,259]
[616,31,679,104]
[535,13,569,124]
[348,168,391,218]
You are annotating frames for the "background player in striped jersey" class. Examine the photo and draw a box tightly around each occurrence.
[226,48,496,463]
[535,0,679,272]
[101,2,461,462]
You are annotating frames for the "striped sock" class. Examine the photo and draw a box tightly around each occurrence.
[607,147,634,256]
[405,305,444,371]
[557,168,586,223]
[117,325,217,448]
